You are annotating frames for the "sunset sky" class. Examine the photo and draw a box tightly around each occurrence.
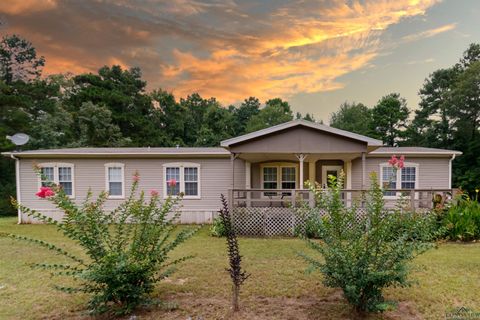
[0,0,478,121]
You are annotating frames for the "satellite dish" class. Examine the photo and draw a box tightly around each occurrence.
[6,133,30,146]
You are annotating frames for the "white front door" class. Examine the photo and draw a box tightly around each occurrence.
[321,165,343,188]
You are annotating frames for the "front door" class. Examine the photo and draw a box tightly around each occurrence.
[321,165,343,188]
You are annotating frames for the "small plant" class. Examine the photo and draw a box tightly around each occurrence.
[298,172,435,314]
[1,171,197,315]
[210,216,227,237]
[442,192,480,241]
[219,194,249,312]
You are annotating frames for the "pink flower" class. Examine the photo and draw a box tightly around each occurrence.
[388,155,398,166]
[36,186,55,198]
[168,178,177,188]
[132,173,140,182]
[150,189,159,197]
[388,155,406,170]
[398,155,405,169]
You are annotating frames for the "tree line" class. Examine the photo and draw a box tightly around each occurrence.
[0,34,479,214]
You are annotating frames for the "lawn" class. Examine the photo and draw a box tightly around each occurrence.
[0,216,479,320]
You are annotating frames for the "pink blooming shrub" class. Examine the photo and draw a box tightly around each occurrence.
[388,155,405,170]
[36,186,55,198]
[132,172,140,182]
[168,178,177,188]
[150,189,159,197]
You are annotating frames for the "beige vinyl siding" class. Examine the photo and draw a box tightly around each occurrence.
[351,157,451,189]
[18,157,244,223]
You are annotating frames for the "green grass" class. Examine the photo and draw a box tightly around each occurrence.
[0,216,479,319]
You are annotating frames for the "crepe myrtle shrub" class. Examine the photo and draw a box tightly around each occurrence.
[298,172,436,314]
[2,170,198,315]
[219,194,250,312]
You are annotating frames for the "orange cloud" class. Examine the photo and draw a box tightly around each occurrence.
[0,0,442,104]
[0,0,57,15]
[402,23,457,42]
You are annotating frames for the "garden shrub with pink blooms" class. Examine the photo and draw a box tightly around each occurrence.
[2,171,197,316]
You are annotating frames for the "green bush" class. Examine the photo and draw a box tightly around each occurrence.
[2,172,197,315]
[442,193,480,241]
[298,173,435,314]
[294,208,324,239]
[210,216,227,237]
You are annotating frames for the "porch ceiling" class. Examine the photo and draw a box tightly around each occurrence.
[237,152,362,163]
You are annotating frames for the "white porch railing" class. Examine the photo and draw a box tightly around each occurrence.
[229,188,458,210]
[227,188,459,236]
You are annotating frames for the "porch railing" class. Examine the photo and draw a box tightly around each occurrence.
[227,188,458,237]
[229,188,458,211]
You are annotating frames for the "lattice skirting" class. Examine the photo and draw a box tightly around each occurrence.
[231,207,402,237]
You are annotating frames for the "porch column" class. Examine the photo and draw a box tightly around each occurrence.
[346,160,352,207]
[308,160,315,186]
[295,154,307,189]
[245,161,251,207]
[361,152,366,189]
[230,153,239,189]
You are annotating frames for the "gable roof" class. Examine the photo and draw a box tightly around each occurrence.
[371,146,462,156]
[220,119,383,147]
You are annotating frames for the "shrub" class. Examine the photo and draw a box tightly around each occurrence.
[294,208,324,239]
[210,216,227,237]
[219,194,249,312]
[298,173,435,314]
[442,192,480,241]
[1,171,197,315]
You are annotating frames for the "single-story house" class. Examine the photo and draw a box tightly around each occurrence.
[3,120,461,224]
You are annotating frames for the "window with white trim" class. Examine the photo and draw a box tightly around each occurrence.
[163,163,200,198]
[261,164,297,196]
[380,163,418,197]
[381,166,396,197]
[38,163,74,197]
[105,163,125,198]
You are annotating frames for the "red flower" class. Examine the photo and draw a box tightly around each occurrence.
[36,186,55,198]
[150,189,159,197]
[168,178,177,188]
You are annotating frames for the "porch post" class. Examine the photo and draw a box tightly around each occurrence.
[346,160,352,207]
[308,160,315,185]
[295,154,307,189]
[361,152,366,189]
[230,153,239,209]
[245,161,251,207]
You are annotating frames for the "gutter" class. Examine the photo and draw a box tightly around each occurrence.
[10,154,21,224]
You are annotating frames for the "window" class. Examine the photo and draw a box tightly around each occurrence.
[281,167,296,189]
[261,164,297,196]
[38,163,74,197]
[105,163,125,198]
[184,167,198,196]
[58,167,73,196]
[165,167,180,196]
[40,166,54,187]
[163,163,200,199]
[381,166,396,196]
[380,163,418,197]
[401,167,416,189]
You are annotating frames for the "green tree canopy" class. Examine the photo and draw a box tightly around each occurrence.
[0,34,45,84]
[370,93,409,146]
[245,98,293,132]
[329,102,372,136]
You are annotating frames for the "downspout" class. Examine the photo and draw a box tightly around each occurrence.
[10,154,21,224]
[448,154,456,190]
